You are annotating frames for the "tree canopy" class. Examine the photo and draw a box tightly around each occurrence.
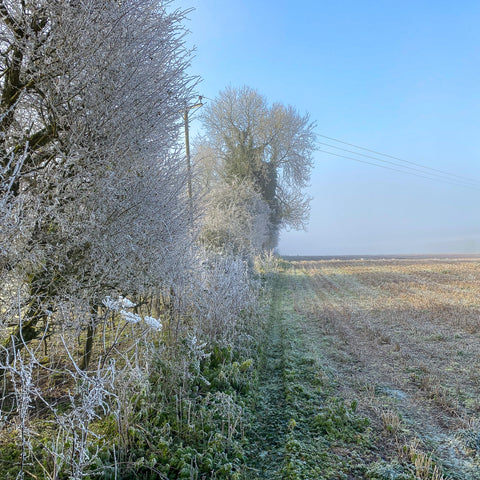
[198,86,316,249]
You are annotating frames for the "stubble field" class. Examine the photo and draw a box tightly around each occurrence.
[250,256,480,479]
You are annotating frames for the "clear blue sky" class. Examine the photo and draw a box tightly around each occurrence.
[186,0,480,255]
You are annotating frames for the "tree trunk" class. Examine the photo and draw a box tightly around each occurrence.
[80,305,98,370]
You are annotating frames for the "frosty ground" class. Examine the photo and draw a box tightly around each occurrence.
[246,256,480,479]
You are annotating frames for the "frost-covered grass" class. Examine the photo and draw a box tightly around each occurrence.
[243,270,375,479]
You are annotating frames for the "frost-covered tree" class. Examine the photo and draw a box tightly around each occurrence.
[0,0,196,364]
[198,86,316,248]
[200,178,271,256]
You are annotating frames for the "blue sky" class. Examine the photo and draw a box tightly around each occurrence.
[186,1,480,255]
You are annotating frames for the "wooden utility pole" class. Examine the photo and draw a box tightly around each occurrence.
[184,97,203,201]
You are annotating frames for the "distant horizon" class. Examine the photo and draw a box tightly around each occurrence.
[277,228,480,257]
[279,252,480,260]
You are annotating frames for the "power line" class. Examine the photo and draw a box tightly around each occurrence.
[318,141,480,189]
[318,133,480,186]
[320,149,480,191]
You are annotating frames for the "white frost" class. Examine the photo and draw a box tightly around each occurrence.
[120,310,141,324]
[144,316,162,331]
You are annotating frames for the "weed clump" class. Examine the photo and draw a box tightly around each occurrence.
[312,397,370,443]
[366,460,414,479]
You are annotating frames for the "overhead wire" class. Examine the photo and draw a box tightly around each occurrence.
[196,97,480,190]
[318,133,480,185]
[320,150,480,191]
[318,134,480,191]
[319,142,480,189]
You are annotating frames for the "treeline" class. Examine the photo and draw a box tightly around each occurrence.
[0,1,314,478]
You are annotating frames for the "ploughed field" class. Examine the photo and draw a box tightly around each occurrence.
[251,256,480,479]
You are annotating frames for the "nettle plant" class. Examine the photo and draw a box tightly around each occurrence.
[175,248,262,348]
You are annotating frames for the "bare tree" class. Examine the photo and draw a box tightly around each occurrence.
[198,86,316,248]
[0,0,196,362]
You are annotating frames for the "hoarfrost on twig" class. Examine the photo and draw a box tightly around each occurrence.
[144,316,162,331]
[119,310,142,324]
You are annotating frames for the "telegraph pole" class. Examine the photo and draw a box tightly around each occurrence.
[184,97,203,202]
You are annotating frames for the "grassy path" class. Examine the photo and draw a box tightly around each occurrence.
[247,275,288,478]
[245,259,480,479]
[246,270,375,479]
